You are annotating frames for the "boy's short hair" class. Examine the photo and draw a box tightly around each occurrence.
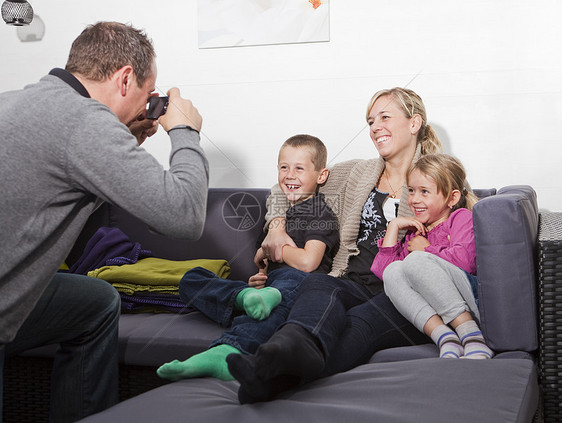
[281,134,327,170]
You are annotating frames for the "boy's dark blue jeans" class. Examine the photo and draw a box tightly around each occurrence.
[1,272,120,423]
[179,267,306,354]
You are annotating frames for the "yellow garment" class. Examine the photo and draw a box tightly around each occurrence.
[88,257,230,295]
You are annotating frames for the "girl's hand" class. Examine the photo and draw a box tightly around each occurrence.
[407,235,430,252]
[389,217,426,236]
[248,272,267,289]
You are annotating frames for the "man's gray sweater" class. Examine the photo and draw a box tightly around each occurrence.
[0,72,209,343]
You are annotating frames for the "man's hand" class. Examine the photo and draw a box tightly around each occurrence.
[128,114,158,145]
[159,87,202,133]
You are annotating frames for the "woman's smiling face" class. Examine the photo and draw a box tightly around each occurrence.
[367,95,419,161]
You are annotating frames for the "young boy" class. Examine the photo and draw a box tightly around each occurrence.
[157,134,339,381]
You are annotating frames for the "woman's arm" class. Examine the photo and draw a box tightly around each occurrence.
[257,217,297,265]
[260,185,296,263]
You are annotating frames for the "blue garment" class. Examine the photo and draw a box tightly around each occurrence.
[282,272,429,376]
[465,271,479,305]
[2,273,120,423]
[119,293,196,314]
[69,227,153,275]
[180,267,306,354]
[323,289,430,375]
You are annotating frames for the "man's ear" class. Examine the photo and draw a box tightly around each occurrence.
[448,189,461,209]
[317,168,329,184]
[115,65,134,97]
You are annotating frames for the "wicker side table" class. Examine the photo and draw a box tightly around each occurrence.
[538,212,562,423]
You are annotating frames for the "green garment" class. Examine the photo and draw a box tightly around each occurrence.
[88,257,230,295]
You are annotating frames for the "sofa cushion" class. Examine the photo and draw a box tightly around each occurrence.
[370,344,535,363]
[77,358,538,423]
[118,312,224,366]
[473,185,539,352]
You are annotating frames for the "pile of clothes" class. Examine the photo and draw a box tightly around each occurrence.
[66,227,230,313]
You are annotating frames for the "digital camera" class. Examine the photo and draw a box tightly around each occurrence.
[146,96,169,120]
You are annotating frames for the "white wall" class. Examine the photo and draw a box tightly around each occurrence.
[1,0,561,211]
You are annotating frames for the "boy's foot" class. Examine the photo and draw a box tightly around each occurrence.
[157,344,241,381]
[236,287,282,320]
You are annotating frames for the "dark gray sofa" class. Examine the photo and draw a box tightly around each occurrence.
[5,186,560,423]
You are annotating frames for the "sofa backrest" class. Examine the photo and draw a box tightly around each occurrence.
[68,185,539,354]
[473,185,539,353]
[67,188,271,282]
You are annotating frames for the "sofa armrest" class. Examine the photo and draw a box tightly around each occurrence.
[537,211,562,423]
[473,185,539,352]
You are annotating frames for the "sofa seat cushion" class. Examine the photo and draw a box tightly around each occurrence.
[369,344,536,363]
[118,312,224,366]
[78,358,538,423]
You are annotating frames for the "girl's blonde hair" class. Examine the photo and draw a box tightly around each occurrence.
[408,153,478,211]
[366,87,442,155]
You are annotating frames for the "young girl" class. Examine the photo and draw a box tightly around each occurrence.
[371,153,493,360]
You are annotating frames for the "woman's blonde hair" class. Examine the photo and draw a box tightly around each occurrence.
[408,153,478,211]
[366,87,442,155]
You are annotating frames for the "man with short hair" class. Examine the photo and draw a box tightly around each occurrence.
[0,21,209,422]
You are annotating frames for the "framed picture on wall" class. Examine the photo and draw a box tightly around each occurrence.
[198,0,330,49]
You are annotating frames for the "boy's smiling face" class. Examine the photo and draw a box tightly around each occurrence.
[277,146,328,205]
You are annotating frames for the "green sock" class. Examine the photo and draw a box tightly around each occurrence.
[156,344,241,381]
[235,287,282,321]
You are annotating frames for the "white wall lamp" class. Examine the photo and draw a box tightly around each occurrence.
[1,0,34,26]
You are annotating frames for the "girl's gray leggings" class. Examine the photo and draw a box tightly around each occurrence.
[383,251,479,333]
